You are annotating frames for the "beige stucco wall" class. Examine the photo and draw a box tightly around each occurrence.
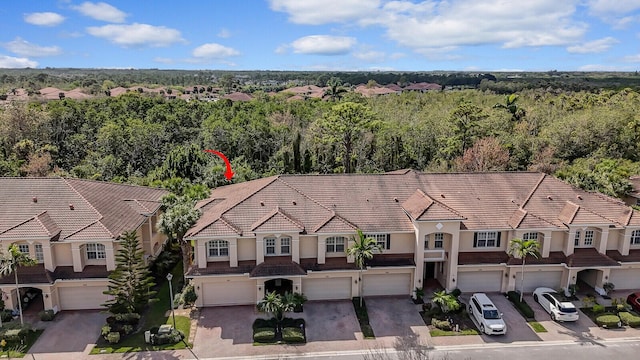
[300,235,318,259]
[52,243,73,266]
[550,231,565,252]
[388,233,414,254]
[237,237,256,261]
[606,229,621,251]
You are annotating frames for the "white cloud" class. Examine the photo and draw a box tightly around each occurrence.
[24,12,65,26]
[87,23,185,47]
[73,2,127,23]
[623,54,640,62]
[567,37,618,53]
[269,0,380,25]
[4,37,62,57]
[192,43,240,58]
[0,55,38,68]
[353,49,385,62]
[290,35,356,55]
[578,64,629,71]
[217,28,231,38]
[587,0,640,16]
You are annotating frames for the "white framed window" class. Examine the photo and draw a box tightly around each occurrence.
[364,233,389,250]
[574,231,581,246]
[474,231,500,248]
[327,236,346,253]
[434,233,444,249]
[34,244,44,262]
[523,232,538,241]
[86,243,106,260]
[584,230,594,246]
[631,230,640,245]
[424,235,429,249]
[207,240,229,257]
[280,237,291,255]
[17,244,29,254]
[265,237,276,255]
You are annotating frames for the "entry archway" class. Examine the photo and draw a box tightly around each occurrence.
[264,279,293,296]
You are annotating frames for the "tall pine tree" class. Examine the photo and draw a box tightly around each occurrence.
[103,230,156,314]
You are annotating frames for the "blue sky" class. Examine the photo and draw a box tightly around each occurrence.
[1,0,640,71]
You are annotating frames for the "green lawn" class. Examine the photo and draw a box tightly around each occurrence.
[429,328,479,336]
[91,263,192,354]
[0,329,44,358]
[528,321,547,333]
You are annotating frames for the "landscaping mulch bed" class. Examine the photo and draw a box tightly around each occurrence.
[420,309,479,336]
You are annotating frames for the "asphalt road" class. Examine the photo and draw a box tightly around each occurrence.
[188,339,640,360]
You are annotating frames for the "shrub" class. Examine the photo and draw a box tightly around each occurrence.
[252,318,276,330]
[181,283,198,305]
[431,318,453,331]
[3,328,27,343]
[39,309,56,321]
[0,309,13,322]
[121,324,134,335]
[450,288,462,298]
[507,291,535,319]
[592,304,605,314]
[282,327,305,343]
[595,314,621,328]
[114,312,141,325]
[619,312,640,327]
[153,329,184,345]
[582,295,596,308]
[253,328,276,342]
[422,302,432,312]
[101,325,111,338]
[106,332,121,344]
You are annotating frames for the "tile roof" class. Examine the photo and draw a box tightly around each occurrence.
[506,251,567,265]
[187,172,640,239]
[606,249,640,263]
[0,264,53,285]
[0,177,167,241]
[566,248,620,267]
[249,257,307,277]
[458,251,510,265]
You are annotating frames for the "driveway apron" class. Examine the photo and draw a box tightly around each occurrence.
[366,296,431,345]
[29,310,107,354]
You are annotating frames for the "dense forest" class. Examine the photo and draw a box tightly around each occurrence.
[1,70,640,201]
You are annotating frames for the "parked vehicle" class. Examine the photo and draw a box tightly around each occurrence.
[627,292,640,313]
[468,293,507,335]
[533,287,579,322]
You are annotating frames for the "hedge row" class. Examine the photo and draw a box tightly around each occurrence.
[506,291,535,319]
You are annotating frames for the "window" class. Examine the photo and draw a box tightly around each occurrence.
[86,243,106,260]
[280,237,291,255]
[631,230,640,245]
[574,231,581,246]
[327,236,346,253]
[265,237,276,255]
[34,244,44,262]
[584,230,594,246]
[523,232,538,241]
[474,231,499,248]
[434,233,444,249]
[365,233,389,250]
[17,244,29,254]
[207,240,229,257]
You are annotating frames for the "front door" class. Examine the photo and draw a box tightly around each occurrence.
[264,278,293,296]
[424,262,436,281]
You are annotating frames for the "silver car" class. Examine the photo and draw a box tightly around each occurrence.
[468,293,507,335]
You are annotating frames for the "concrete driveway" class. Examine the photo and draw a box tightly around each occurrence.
[29,310,107,354]
[366,296,429,339]
[483,293,541,343]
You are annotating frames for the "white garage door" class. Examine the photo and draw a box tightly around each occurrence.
[58,286,108,310]
[203,280,255,306]
[457,271,502,293]
[362,273,411,297]
[515,271,563,293]
[303,278,352,300]
[609,269,640,290]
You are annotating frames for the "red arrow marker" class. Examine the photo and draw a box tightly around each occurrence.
[203,149,234,181]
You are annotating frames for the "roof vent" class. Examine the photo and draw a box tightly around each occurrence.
[69,204,74,210]
[292,201,297,205]
[440,194,445,198]
[577,195,583,200]
[547,195,553,200]
[260,201,264,206]
[32,197,37,203]
[393,197,398,202]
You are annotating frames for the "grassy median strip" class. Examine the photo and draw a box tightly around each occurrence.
[528,321,547,333]
[352,297,375,339]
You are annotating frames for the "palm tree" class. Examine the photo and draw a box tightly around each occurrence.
[323,77,346,102]
[257,291,294,334]
[347,229,382,307]
[0,244,37,325]
[431,290,460,314]
[508,237,540,302]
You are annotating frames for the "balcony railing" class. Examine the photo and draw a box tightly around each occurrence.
[424,249,445,261]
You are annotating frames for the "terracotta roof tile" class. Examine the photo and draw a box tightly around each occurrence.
[0,264,52,284]
[367,253,415,267]
[185,260,255,276]
[251,207,305,232]
[402,190,433,219]
[300,257,357,271]
[249,257,306,277]
[508,208,527,228]
[506,251,566,265]
[458,251,509,265]
[606,249,640,263]
[51,265,111,280]
[196,218,243,237]
[312,213,357,233]
[566,248,619,267]
[0,211,61,239]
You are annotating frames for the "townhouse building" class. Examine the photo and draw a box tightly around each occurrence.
[184,171,640,307]
[0,178,167,312]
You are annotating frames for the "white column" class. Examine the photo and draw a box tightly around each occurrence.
[413,228,425,293]
[598,227,609,254]
[292,234,300,263]
[621,229,631,256]
[541,231,551,258]
[229,238,238,267]
[256,236,264,264]
[317,236,326,264]
[346,237,355,263]
[565,229,575,256]
[447,230,460,292]
[105,242,116,271]
[42,244,55,272]
[71,243,83,272]
[197,240,207,269]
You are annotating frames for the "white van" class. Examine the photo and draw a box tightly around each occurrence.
[468,293,507,335]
